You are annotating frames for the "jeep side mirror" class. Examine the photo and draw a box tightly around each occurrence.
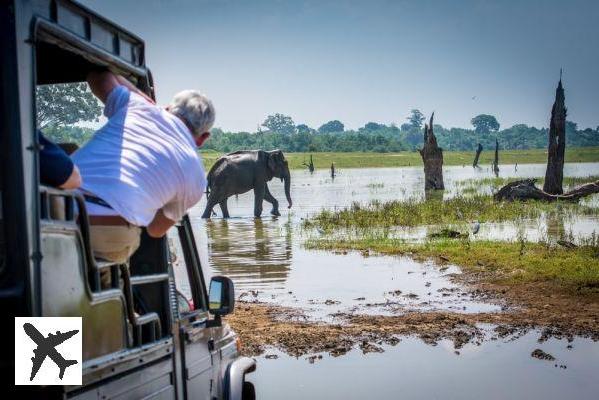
[208,276,235,316]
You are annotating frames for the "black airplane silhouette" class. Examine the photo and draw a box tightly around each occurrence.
[23,323,79,381]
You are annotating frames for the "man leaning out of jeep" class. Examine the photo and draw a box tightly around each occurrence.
[72,70,213,267]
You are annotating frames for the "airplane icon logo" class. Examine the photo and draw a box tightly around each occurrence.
[15,317,82,385]
[23,323,79,381]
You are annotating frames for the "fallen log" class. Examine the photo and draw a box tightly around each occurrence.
[494,179,599,202]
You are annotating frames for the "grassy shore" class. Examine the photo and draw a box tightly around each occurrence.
[304,194,599,231]
[200,146,599,170]
[307,238,599,292]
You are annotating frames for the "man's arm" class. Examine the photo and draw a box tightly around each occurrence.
[146,209,176,238]
[87,71,155,105]
[86,70,120,104]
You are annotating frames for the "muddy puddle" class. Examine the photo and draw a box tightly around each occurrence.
[177,162,599,399]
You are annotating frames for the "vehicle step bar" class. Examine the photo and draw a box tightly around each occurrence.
[130,273,170,286]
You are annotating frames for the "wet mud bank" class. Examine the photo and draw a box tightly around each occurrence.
[227,265,599,359]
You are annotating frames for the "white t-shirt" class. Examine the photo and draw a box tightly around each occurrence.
[72,85,206,226]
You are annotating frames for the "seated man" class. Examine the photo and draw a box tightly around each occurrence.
[72,70,213,265]
[39,130,82,189]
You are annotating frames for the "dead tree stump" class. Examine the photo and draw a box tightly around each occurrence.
[419,113,444,190]
[543,76,567,194]
[492,138,499,177]
[494,179,599,202]
[472,143,483,168]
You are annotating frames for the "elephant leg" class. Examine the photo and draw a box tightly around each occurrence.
[219,198,230,218]
[253,185,265,218]
[264,185,280,216]
[202,193,219,219]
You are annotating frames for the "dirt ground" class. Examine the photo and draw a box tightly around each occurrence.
[226,266,599,358]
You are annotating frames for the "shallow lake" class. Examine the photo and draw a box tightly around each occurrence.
[182,162,599,399]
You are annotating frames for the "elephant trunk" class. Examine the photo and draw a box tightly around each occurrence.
[284,170,292,208]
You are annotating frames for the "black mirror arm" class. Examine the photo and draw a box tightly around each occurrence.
[206,314,222,328]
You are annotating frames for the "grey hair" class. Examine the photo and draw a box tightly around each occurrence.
[168,90,215,134]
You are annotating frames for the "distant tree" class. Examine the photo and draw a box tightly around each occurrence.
[36,83,102,129]
[400,123,413,131]
[407,109,426,129]
[262,113,296,135]
[296,124,313,134]
[471,114,500,135]
[318,120,344,134]
[565,120,577,135]
[363,122,386,131]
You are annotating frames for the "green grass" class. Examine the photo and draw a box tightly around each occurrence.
[307,238,599,291]
[200,147,599,170]
[304,195,599,231]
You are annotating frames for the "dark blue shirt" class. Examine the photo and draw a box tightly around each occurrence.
[39,131,74,187]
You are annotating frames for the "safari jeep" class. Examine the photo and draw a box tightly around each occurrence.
[0,0,255,398]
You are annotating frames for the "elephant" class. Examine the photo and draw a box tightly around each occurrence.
[201,149,292,218]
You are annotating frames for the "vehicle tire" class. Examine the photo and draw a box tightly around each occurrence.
[242,381,255,400]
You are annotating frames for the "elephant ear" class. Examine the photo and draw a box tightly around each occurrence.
[267,152,277,173]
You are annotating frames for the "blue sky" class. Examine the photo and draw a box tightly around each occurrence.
[80,0,599,132]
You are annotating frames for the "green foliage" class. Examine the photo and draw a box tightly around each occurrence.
[42,124,95,145]
[296,124,314,134]
[471,114,500,135]
[407,109,425,129]
[318,120,344,134]
[36,83,102,128]
[362,122,386,131]
[262,113,296,134]
[203,128,408,154]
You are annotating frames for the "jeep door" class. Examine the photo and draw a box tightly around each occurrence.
[168,219,214,400]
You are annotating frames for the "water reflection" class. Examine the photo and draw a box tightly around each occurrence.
[248,333,599,400]
[546,212,567,242]
[204,218,292,290]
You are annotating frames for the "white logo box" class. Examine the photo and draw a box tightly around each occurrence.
[15,317,82,386]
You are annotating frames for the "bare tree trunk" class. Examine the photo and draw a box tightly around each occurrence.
[493,138,499,177]
[494,179,599,202]
[543,76,567,194]
[419,113,444,190]
[472,143,483,168]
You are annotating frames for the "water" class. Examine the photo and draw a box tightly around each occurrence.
[180,162,599,399]
[248,334,599,400]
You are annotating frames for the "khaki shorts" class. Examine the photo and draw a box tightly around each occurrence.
[89,224,141,264]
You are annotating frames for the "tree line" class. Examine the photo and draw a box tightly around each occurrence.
[200,110,599,153]
[38,84,599,153]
